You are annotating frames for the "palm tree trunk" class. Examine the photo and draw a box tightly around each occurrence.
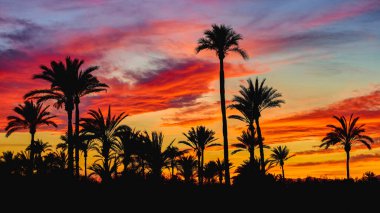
[346,151,350,179]
[197,154,202,185]
[171,159,175,179]
[67,109,74,176]
[219,57,230,186]
[281,165,285,180]
[74,101,80,178]
[201,151,205,185]
[84,153,87,178]
[255,117,265,174]
[29,132,35,175]
[249,124,255,163]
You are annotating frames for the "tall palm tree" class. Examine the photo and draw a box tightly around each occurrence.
[231,130,258,163]
[73,62,108,178]
[24,57,80,175]
[5,101,57,175]
[177,155,198,184]
[81,106,128,181]
[321,114,374,179]
[196,24,248,186]
[269,145,295,180]
[115,126,141,175]
[247,78,284,173]
[180,126,220,185]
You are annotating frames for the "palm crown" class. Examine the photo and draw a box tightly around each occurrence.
[5,101,57,136]
[321,114,374,151]
[196,24,248,60]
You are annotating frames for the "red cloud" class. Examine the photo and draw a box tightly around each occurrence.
[261,89,380,144]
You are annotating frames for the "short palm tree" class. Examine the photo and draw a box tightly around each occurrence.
[177,155,198,183]
[231,130,259,163]
[269,145,295,180]
[247,78,284,173]
[143,131,174,181]
[321,114,374,179]
[203,161,218,184]
[5,101,57,175]
[115,126,141,175]
[81,106,128,181]
[165,144,186,179]
[78,133,95,178]
[180,126,220,185]
[196,24,248,186]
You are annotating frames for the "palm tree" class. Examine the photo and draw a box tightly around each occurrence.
[203,161,218,184]
[269,145,295,180]
[5,101,57,175]
[115,126,141,175]
[73,62,108,178]
[215,158,232,184]
[0,151,17,175]
[89,157,120,183]
[246,78,284,173]
[78,133,95,178]
[27,140,52,174]
[180,126,220,185]
[142,131,173,181]
[196,24,248,186]
[81,106,128,181]
[229,78,257,159]
[24,57,79,175]
[177,155,198,183]
[231,130,259,163]
[321,114,374,179]
[165,144,186,179]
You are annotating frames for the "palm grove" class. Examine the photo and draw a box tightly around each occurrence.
[1,25,374,184]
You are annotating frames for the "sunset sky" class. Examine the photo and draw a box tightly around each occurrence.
[1,0,380,179]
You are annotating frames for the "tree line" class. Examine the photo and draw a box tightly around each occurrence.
[1,24,375,184]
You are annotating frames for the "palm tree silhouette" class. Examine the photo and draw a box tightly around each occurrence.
[231,130,259,163]
[203,161,218,184]
[89,157,119,183]
[180,126,220,185]
[27,140,52,174]
[165,144,186,179]
[81,106,127,181]
[77,133,95,178]
[229,80,257,158]
[73,62,108,178]
[244,78,284,173]
[215,158,225,184]
[0,151,17,175]
[5,101,57,175]
[269,145,295,180]
[24,57,79,175]
[115,126,141,175]
[142,131,174,181]
[321,114,374,179]
[196,24,248,186]
[177,155,198,184]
